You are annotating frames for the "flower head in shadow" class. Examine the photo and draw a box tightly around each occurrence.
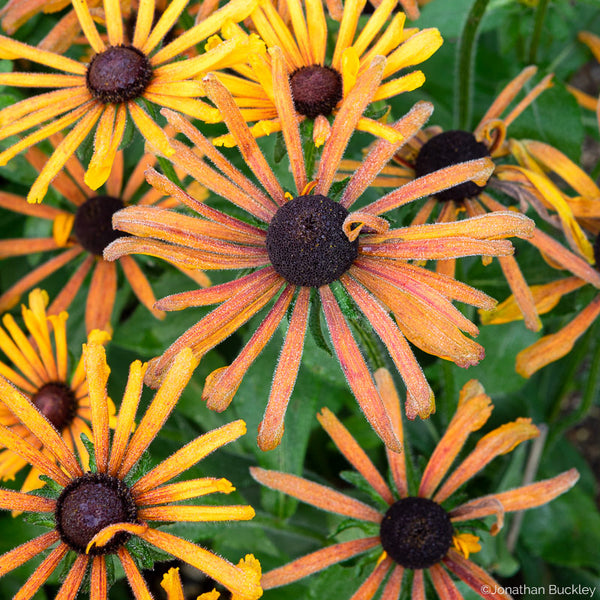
[0,138,210,332]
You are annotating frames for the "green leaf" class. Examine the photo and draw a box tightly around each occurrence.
[338,470,389,509]
[329,176,351,202]
[80,432,97,473]
[308,289,333,357]
[273,130,286,164]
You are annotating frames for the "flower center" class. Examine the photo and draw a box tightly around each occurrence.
[55,473,138,555]
[594,236,600,270]
[414,130,491,202]
[31,382,76,431]
[86,45,152,104]
[289,65,343,119]
[73,195,127,256]
[379,497,453,569]
[266,194,358,288]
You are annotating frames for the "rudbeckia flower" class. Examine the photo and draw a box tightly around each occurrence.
[568,31,600,132]
[210,0,442,146]
[161,557,262,600]
[250,370,579,600]
[480,232,600,377]
[336,66,584,332]
[0,344,262,600]
[0,0,259,202]
[0,288,113,492]
[105,67,533,451]
[0,139,210,332]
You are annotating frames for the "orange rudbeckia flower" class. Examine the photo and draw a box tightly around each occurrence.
[0,0,259,202]
[105,63,533,451]
[251,370,579,600]
[0,288,112,493]
[0,138,209,332]
[0,344,261,600]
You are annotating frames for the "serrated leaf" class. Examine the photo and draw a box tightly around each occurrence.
[308,289,333,356]
[124,451,153,486]
[330,280,360,322]
[329,176,351,202]
[329,516,380,539]
[80,432,97,473]
[274,130,286,164]
[338,470,389,509]
[22,512,55,528]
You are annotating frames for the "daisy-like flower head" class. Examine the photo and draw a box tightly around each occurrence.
[0,343,262,600]
[480,228,600,377]
[567,31,600,132]
[161,557,262,600]
[250,369,579,600]
[336,66,589,333]
[0,139,210,332]
[210,0,442,147]
[0,0,261,203]
[0,288,113,493]
[104,63,533,451]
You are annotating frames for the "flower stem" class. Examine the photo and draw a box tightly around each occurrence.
[506,424,548,552]
[548,328,600,447]
[455,0,491,130]
[528,0,549,64]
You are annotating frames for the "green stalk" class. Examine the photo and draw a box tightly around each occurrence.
[454,0,491,130]
[528,0,550,64]
[548,330,600,447]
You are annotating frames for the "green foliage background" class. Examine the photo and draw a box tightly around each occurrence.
[1,0,600,598]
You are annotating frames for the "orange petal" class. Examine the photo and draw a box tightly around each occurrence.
[342,273,434,419]
[320,285,401,452]
[132,420,246,496]
[204,73,284,205]
[318,407,394,504]
[375,368,408,497]
[443,550,512,600]
[434,418,539,503]
[258,286,310,450]
[429,564,462,600]
[516,295,600,378]
[135,478,234,506]
[108,360,147,477]
[419,383,492,498]
[138,505,255,522]
[363,157,494,216]
[315,56,386,197]
[250,466,382,522]
[118,547,153,600]
[14,542,69,600]
[204,285,294,412]
[0,531,59,577]
[340,101,433,209]
[350,556,394,600]
[83,341,111,473]
[139,528,263,600]
[117,348,199,479]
